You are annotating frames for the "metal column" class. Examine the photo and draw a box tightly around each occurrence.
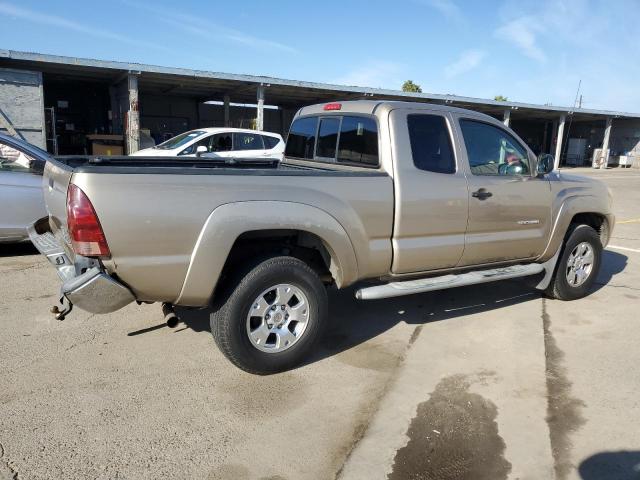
[600,117,613,169]
[554,114,566,170]
[256,84,265,131]
[503,109,511,127]
[126,72,140,154]
[223,95,230,127]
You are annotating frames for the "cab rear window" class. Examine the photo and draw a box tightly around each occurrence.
[285,115,379,167]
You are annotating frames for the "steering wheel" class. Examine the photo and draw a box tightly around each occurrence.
[499,162,524,175]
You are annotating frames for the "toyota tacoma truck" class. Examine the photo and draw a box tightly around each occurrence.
[29,100,614,374]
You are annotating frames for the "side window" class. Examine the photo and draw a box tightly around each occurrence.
[233,132,264,151]
[180,135,211,155]
[285,117,317,159]
[210,133,232,152]
[0,143,43,174]
[316,118,340,159]
[407,114,455,174]
[459,119,530,176]
[262,135,280,149]
[337,116,378,166]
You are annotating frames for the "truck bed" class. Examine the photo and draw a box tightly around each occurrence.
[52,155,381,177]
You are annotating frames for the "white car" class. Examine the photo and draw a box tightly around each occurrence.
[0,133,48,243]
[131,128,285,161]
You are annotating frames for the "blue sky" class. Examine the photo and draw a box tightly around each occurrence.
[1,0,639,112]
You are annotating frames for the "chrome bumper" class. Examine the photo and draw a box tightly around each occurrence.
[28,221,135,314]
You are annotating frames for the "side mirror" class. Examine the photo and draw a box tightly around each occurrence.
[196,145,208,157]
[537,154,554,175]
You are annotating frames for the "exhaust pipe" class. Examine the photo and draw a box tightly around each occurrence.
[162,302,180,328]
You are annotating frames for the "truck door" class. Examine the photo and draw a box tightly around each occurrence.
[390,109,469,273]
[453,115,552,266]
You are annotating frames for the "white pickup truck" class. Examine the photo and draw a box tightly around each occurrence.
[29,100,614,374]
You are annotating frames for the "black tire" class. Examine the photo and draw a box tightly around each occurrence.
[210,256,328,375]
[545,224,602,300]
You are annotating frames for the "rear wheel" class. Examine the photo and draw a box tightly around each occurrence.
[546,224,602,300]
[210,256,327,375]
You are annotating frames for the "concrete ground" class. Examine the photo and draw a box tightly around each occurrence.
[1,167,639,480]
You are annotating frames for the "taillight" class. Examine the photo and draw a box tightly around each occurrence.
[66,184,111,258]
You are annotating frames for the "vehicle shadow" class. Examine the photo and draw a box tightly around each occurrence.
[175,278,541,366]
[593,250,628,292]
[171,250,628,370]
[578,451,640,479]
[0,242,38,257]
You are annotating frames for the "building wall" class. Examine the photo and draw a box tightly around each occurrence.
[139,94,293,144]
[0,67,45,148]
[610,119,640,155]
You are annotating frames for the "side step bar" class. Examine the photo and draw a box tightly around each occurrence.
[355,263,545,300]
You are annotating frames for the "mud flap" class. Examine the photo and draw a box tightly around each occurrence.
[535,247,562,291]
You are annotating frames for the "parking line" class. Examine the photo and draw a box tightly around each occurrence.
[590,175,640,180]
[617,218,640,224]
[608,245,640,253]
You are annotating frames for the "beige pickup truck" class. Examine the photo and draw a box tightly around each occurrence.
[30,100,614,374]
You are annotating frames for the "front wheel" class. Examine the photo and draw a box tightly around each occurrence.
[210,256,328,375]
[545,224,602,300]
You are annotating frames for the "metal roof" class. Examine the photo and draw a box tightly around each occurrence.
[1,49,639,120]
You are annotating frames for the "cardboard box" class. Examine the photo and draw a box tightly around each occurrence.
[92,143,123,156]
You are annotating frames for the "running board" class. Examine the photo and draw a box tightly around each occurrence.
[355,264,545,300]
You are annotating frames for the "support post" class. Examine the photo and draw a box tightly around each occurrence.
[126,73,140,154]
[223,94,230,127]
[280,107,286,136]
[256,84,265,131]
[600,117,612,169]
[503,109,511,127]
[554,114,566,170]
[541,122,549,154]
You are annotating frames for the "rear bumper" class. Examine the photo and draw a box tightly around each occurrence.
[28,220,135,314]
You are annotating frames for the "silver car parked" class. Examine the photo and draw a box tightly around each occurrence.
[0,132,48,243]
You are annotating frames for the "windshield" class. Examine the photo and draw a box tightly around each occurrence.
[155,130,207,150]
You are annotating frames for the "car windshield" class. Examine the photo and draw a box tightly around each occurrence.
[155,130,207,150]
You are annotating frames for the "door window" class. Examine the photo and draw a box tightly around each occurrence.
[407,114,455,174]
[233,132,264,151]
[459,119,530,176]
[0,143,44,174]
[180,135,207,155]
[262,135,280,149]
[210,133,233,152]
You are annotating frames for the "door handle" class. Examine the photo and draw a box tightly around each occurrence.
[472,188,492,200]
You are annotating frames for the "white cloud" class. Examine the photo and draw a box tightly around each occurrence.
[495,17,546,62]
[123,0,297,54]
[0,1,169,53]
[445,49,486,78]
[418,0,462,21]
[332,61,405,89]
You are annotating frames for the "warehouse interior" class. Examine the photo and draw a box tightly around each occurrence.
[1,50,639,168]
